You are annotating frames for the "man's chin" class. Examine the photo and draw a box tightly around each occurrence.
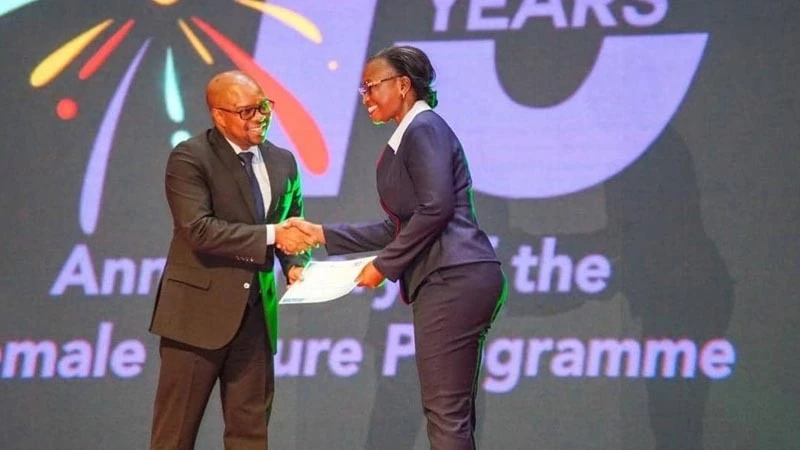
[248,131,267,145]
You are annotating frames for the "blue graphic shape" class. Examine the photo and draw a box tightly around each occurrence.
[80,39,151,235]
[0,0,39,18]
[164,47,184,123]
[406,34,708,198]
[170,130,191,147]
[251,0,378,196]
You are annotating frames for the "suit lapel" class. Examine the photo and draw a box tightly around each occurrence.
[210,128,260,223]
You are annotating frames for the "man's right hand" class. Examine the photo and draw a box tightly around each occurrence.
[285,217,326,245]
[275,218,323,254]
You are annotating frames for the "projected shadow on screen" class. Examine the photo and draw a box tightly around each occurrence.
[603,126,734,450]
[475,126,734,450]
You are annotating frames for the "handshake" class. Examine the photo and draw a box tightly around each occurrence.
[274,217,325,255]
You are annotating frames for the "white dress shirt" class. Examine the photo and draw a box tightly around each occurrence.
[387,100,432,153]
[225,138,275,245]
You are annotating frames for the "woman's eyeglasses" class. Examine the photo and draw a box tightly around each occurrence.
[358,75,401,96]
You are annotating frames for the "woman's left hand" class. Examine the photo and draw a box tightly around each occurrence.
[356,262,385,289]
[287,265,304,286]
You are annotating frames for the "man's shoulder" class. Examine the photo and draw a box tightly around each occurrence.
[181,128,215,148]
[170,128,205,148]
[260,140,296,162]
[170,128,219,158]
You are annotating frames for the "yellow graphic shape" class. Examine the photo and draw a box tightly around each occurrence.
[235,0,322,44]
[30,19,114,88]
[178,19,214,64]
[152,0,179,5]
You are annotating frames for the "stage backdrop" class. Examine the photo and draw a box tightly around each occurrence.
[1,1,798,449]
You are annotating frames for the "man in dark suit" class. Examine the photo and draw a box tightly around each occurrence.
[149,70,315,450]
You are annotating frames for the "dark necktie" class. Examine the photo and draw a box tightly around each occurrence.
[239,151,265,309]
[238,151,265,223]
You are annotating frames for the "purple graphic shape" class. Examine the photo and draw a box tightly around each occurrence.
[405,34,708,199]
[79,39,151,235]
[252,1,377,196]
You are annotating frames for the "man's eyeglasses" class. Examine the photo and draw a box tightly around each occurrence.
[216,99,275,120]
[358,75,401,96]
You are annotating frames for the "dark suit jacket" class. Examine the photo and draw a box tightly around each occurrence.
[150,127,307,349]
[324,110,498,302]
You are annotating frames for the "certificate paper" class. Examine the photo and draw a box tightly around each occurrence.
[279,256,376,305]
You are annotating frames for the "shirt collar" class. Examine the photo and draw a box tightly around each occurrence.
[387,100,431,153]
[225,137,261,162]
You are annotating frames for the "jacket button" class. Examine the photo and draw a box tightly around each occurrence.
[243,282,251,289]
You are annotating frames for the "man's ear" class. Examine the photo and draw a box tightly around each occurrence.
[210,109,223,128]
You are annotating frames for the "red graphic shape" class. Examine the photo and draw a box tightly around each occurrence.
[57,97,78,120]
[191,16,329,175]
[79,19,135,80]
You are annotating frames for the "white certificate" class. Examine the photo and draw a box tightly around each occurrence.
[279,256,376,305]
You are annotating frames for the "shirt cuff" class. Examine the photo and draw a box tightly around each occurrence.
[266,224,275,246]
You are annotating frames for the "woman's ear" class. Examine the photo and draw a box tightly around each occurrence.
[400,76,412,99]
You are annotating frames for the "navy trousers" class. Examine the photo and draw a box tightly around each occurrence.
[412,262,506,450]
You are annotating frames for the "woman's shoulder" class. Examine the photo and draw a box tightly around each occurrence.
[410,108,442,126]
[408,109,454,135]
[408,109,459,141]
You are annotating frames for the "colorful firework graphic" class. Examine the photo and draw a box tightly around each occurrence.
[4,0,378,235]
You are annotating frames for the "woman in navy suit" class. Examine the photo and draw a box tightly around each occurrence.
[296,46,506,450]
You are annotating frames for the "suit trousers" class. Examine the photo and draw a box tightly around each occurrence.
[150,300,274,450]
[412,262,506,450]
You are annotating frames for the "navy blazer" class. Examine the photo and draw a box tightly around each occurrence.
[324,110,498,302]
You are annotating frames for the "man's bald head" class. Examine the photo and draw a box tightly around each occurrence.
[206,70,260,111]
[206,70,271,148]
